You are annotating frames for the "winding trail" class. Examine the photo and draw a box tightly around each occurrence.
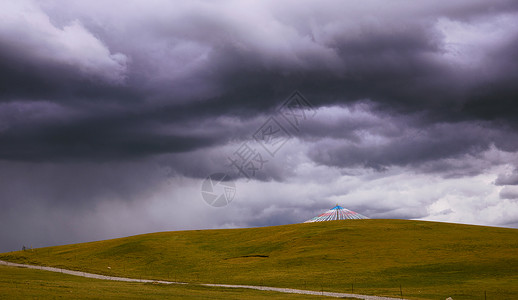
[0,260,405,299]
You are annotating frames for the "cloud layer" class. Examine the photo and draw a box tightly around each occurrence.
[1,0,518,251]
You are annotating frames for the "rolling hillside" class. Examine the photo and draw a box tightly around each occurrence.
[1,219,518,299]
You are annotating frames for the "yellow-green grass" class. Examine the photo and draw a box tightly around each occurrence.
[1,219,518,299]
[0,265,331,299]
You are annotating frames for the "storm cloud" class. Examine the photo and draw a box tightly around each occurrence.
[1,0,518,252]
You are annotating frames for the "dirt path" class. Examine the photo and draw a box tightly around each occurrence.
[0,260,405,300]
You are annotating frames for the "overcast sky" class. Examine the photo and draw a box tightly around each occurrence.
[1,0,518,252]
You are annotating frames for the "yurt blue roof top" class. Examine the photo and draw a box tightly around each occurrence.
[304,205,368,223]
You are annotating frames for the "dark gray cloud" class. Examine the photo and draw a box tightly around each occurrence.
[305,115,514,173]
[1,0,518,166]
[500,186,518,199]
[496,169,518,186]
[1,0,518,252]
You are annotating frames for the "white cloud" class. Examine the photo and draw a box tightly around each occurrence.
[436,12,518,70]
[0,0,128,83]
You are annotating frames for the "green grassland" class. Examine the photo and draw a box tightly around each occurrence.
[1,219,518,299]
[0,265,329,299]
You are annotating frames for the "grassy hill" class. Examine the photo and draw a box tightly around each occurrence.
[1,219,518,299]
